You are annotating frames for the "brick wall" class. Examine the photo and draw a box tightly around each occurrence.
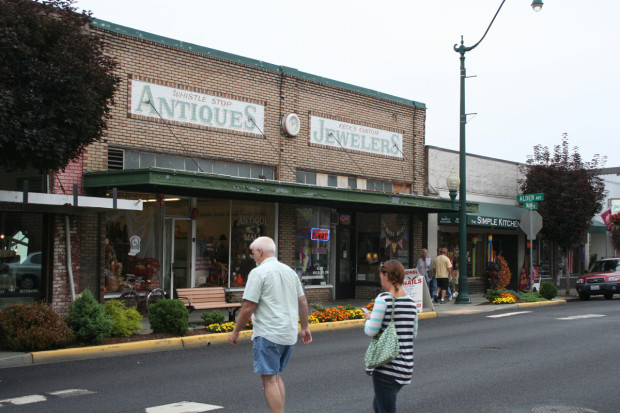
[51,215,80,313]
[86,27,427,197]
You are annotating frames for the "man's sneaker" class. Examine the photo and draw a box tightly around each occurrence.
[440,299,445,304]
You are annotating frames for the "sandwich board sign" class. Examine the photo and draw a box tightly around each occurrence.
[403,268,433,312]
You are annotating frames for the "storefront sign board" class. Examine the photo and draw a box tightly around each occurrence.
[310,116,403,158]
[130,79,265,135]
[438,213,520,229]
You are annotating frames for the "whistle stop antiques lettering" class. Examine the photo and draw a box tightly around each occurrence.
[130,80,265,135]
[310,116,403,158]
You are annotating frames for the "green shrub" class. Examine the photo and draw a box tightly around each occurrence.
[539,281,558,300]
[344,304,356,311]
[516,291,547,302]
[147,299,188,336]
[104,299,142,337]
[66,289,113,345]
[310,302,325,311]
[483,289,503,302]
[200,310,225,327]
[0,302,74,352]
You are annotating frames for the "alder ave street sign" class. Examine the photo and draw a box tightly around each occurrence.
[517,193,544,203]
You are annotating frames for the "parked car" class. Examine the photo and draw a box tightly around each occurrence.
[575,258,620,300]
[0,252,42,291]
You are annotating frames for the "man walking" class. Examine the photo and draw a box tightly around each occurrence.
[229,236,312,413]
[432,247,452,304]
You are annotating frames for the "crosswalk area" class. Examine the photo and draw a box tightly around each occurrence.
[486,311,607,320]
[0,389,223,411]
[0,389,95,407]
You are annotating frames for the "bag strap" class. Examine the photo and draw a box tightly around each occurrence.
[386,292,396,322]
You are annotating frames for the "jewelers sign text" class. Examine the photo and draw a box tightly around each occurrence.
[130,80,265,135]
[310,116,403,158]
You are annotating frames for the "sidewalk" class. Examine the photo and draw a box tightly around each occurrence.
[0,293,577,369]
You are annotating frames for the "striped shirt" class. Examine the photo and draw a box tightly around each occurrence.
[364,292,417,384]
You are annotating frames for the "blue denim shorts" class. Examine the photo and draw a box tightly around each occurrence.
[252,336,294,375]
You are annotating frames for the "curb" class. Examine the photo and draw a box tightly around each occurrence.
[2,301,564,368]
[32,337,185,364]
[517,298,567,308]
[20,313,440,366]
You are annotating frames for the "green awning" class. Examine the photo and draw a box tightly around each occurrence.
[83,168,470,213]
[588,220,608,234]
[438,202,524,229]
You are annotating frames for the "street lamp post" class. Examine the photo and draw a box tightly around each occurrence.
[452,0,543,304]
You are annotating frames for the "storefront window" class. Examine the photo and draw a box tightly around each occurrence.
[295,206,332,286]
[105,202,163,294]
[195,200,230,287]
[229,201,275,287]
[357,213,410,283]
[0,212,45,305]
[195,199,275,288]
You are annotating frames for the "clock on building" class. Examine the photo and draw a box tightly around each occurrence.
[281,113,300,137]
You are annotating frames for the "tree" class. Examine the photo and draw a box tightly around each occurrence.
[520,135,606,276]
[0,0,120,172]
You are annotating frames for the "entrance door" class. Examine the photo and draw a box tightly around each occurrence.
[164,217,191,297]
[335,222,355,299]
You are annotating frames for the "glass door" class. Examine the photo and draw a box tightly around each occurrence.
[335,220,355,299]
[164,217,191,297]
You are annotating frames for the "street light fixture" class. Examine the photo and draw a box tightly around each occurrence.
[452,0,542,304]
[446,172,460,208]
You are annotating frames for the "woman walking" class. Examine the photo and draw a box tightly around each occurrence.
[364,259,418,413]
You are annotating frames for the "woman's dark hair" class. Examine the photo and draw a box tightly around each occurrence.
[381,259,405,289]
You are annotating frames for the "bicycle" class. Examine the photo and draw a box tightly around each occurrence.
[119,276,166,311]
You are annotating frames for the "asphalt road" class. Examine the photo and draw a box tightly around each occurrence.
[1,298,618,413]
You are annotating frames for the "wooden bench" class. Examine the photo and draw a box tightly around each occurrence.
[176,287,242,321]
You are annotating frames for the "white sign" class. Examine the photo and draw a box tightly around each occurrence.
[128,235,141,256]
[403,268,425,311]
[130,80,265,135]
[310,116,403,158]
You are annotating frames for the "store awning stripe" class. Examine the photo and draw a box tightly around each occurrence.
[83,168,471,212]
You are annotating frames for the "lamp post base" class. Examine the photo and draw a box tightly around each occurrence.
[455,278,471,304]
[455,293,471,304]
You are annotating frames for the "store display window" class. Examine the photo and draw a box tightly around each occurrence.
[105,202,163,294]
[295,206,332,286]
[195,199,275,288]
[195,200,230,288]
[230,201,275,287]
[0,212,45,305]
[357,213,410,283]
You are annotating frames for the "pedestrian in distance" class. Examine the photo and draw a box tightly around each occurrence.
[416,248,432,296]
[433,247,452,304]
[228,236,312,413]
[364,259,418,413]
[430,248,440,301]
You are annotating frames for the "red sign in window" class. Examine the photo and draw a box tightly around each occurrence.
[311,228,330,241]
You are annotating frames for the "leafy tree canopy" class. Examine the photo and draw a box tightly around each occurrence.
[520,136,606,250]
[0,0,119,172]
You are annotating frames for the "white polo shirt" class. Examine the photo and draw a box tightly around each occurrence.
[243,256,305,345]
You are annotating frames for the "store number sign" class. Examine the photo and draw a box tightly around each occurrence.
[311,228,330,241]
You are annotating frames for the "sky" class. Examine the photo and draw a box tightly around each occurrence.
[74,0,620,168]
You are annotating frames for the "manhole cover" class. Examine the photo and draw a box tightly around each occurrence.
[532,407,598,413]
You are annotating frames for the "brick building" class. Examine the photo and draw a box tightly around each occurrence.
[1,19,454,311]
